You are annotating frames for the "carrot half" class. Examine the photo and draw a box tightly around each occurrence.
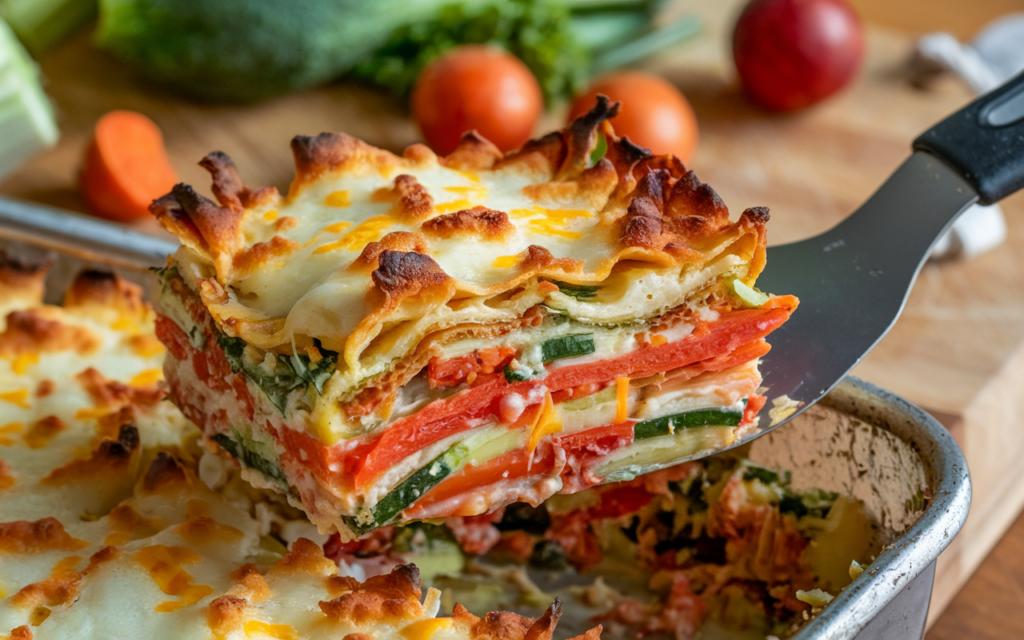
[79,110,178,222]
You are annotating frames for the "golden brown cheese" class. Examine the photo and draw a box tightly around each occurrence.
[150,97,767,378]
[0,263,594,640]
[421,207,514,241]
[0,519,87,555]
[0,310,100,360]
[40,424,139,485]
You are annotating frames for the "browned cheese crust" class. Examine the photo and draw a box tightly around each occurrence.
[149,96,770,359]
[421,207,515,241]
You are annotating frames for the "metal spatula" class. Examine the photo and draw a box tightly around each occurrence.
[1,71,1023,462]
[750,69,1024,445]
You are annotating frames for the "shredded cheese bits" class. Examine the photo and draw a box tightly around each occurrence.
[263,209,279,221]
[649,334,667,347]
[105,505,163,546]
[11,353,38,375]
[323,190,351,208]
[75,407,112,420]
[768,395,802,427]
[434,198,473,214]
[324,221,353,233]
[23,417,65,450]
[130,368,164,387]
[111,315,140,333]
[0,389,31,409]
[492,255,519,269]
[401,617,453,640]
[133,545,215,612]
[509,206,592,239]
[443,185,487,197]
[50,555,82,578]
[527,392,561,454]
[129,334,166,358]
[313,216,393,254]
[244,621,301,640]
[0,421,24,446]
[615,377,630,423]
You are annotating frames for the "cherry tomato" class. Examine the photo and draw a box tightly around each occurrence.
[411,45,543,155]
[569,72,699,164]
[733,0,864,112]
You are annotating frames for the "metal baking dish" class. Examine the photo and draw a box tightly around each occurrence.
[756,377,971,640]
[535,376,970,640]
[0,240,970,640]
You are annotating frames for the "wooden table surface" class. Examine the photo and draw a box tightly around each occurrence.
[1,0,1023,637]
[856,2,1024,637]
[927,507,1024,640]
[848,3,1024,637]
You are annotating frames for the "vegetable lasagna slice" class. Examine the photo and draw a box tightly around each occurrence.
[151,98,797,540]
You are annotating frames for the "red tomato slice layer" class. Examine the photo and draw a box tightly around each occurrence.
[354,298,795,489]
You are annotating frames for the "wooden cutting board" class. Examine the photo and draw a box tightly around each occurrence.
[1,4,1021,625]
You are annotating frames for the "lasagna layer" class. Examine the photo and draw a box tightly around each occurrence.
[151,100,797,539]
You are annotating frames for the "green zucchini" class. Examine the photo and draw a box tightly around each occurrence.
[347,428,522,534]
[780,487,839,519]
[553,280,599,300]
[561,386,615,412]
[503,363,535,383]
[541,333,595,363]
[372,448,459,528]
[211,430,288,487]
[730,278,770,308]
[597,425,736,483]
[633,407,744,440]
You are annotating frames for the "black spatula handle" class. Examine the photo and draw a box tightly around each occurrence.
[914,69,1024,206]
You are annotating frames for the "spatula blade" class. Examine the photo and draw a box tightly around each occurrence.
[751,152,978,433]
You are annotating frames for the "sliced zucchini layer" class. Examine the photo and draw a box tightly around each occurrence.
[633,407,743,440]
[211,429,290,489]
[598,425,738,483]
[349,428,523,534]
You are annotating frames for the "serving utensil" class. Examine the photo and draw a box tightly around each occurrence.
[750,68,1024,448]
[1,71,1022,463]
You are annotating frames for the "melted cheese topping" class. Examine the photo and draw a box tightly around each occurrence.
[228,167,594,318]
[0,273,579,640]
[167,150,761,401]
[134,545,215,612]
